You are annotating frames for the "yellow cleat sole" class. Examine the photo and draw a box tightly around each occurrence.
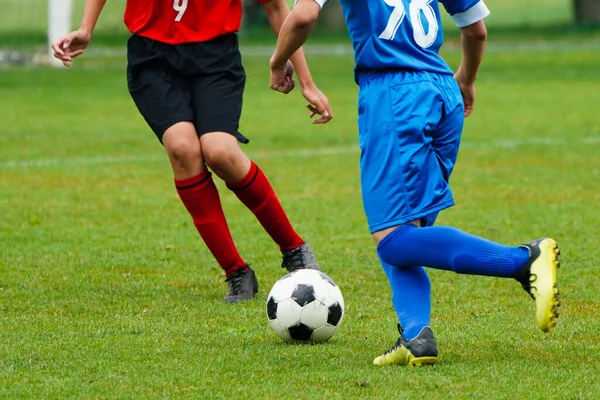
[531,239,560,332]
[373,350,438,367]
[409,356,438,367]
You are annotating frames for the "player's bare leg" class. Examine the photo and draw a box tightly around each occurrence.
[371,220,420,243]
[163,122,205,179]
[163,123,257,303]
[201,132,320,273]
[200,131,251,182]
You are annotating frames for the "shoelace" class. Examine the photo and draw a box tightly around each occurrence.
[520,274,536,300]
[226,270,247,294]
[284,248,305,269]
[385,337,406,355]
[383,324,406,354]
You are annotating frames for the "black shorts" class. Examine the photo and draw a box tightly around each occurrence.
[126,34,248,143]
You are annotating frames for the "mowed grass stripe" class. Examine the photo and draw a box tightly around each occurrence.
[2,135,600,169]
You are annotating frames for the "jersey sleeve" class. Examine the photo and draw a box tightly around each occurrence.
[440,0,490,28]
[294,0,328,8]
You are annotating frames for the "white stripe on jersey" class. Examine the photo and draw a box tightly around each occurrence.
[451,1,490,28]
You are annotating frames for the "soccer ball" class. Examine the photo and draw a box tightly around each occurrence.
[266,269,344,343]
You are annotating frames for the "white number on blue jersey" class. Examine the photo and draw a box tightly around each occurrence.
[379,0,439,48]
[379,0,406,41]
[173,0,188,22]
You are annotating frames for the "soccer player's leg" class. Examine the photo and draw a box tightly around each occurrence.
[165,127,257,304]
[192,35,320,273]
[200,135,319,274]
[357,71,445,366]
[126,35,255,303]
[373,74,560,332]
[378,226,560,331]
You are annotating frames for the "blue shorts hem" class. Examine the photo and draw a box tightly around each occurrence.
[368,199,455,234]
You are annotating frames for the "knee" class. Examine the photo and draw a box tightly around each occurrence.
[376,224,417,266]
[165,137,202,171]
[203,142,245,176]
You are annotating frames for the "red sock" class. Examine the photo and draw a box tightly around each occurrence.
[227,161,304,251]
[175,170,246,276]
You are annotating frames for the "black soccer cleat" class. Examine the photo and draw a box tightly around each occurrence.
[515,238,560,332]
[281,243,321,272]
[373,324,438,367]
[223,265,258,304]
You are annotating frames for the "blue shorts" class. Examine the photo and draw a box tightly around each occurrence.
[357,70,464,233]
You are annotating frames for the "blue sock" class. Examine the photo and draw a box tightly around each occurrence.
[377,224,530,278]
[380,258,431,341]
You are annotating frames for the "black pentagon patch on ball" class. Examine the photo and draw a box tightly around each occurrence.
[288,323,314,341]
[266,296,278,320]
[291,284,315,307]
[327,302,343,325]
[319,272,337,287]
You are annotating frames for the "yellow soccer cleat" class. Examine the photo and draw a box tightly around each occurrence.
[373,326,438,367]
[517,238,561,332]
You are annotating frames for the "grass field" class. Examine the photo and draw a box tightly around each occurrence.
[1,42,600,398]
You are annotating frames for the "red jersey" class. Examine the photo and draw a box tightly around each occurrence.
[124,0,271,45]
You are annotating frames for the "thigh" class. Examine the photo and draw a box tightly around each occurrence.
[126,35,194,142]
[192,70,247,142]
[421,75,464,227]
[431,74,464,183]
[358,71,456,234]
[188,35,248,143]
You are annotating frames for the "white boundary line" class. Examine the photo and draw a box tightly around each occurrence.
[81,40,600,59]
[2,136,599,169]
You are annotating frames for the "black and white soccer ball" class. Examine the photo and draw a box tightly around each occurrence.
[266,269,344,343]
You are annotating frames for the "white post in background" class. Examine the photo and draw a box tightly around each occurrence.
[47,0,74,67]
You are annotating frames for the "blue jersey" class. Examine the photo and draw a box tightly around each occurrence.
[313,0,489,77]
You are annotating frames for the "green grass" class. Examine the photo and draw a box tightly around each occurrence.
[1,46,600,398]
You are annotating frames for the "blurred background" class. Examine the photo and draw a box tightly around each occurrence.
[1,0,600,65]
